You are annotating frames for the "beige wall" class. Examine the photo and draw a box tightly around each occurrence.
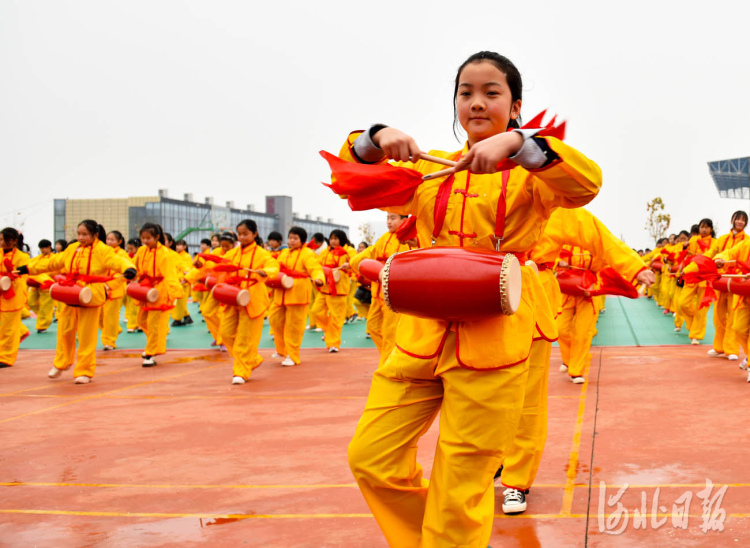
[63,196,159,241]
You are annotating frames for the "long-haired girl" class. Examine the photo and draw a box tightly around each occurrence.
[0,228,30,368]
[100,230,133,350]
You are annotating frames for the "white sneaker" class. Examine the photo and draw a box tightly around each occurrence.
[727,354,739,361]
[219,344,228,352]
[313,327,323,333]
[570,376,585,384]
[232,376,245,385]
[271,353,283,359]
[707,349,725,357]
[674,327,681,332]
[502,488,527,514]
[281,356,295,367]
[142,356,157,367]
[740,358,748,371]
[305,325,312,330]
[141,351,147,358]
[74,376,90,384]
[691,339,700,345]
[127,328,136,333]
[328,347,339,353]
[559,364,568,373]
[103,345,114,351]
[48,366,65,379]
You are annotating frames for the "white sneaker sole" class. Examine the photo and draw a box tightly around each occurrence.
[502,501,527,514]
[559,364,568,373]
[232,377,245,385]
[727,355,739,361]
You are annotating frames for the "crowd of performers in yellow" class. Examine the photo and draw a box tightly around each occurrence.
[0,50,746,546]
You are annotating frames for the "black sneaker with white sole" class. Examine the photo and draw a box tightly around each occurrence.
[502,488,528,514]
[142,356,157,367]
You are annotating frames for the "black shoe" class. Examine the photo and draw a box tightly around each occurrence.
[183,316,194,325]
[37,329,47,333]
[494,465,503,480]
[171,320,183,327]
[0,362,11,368]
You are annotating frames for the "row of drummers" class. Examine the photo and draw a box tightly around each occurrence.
[643,212,750,381]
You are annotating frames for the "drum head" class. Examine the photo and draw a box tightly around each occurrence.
[236,289,251,307]
[524,260,539,276]
[146,288,159,303]
[0,276,11,292]
[500,254,522,315]
[332,269,341,283]
[79,287,93,305]
[281,275,294,289]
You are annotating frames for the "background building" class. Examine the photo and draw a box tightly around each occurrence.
[54,190,348,250]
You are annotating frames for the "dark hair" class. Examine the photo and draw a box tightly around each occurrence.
[698,218,715,238]
[108,231,125,247]
[140,222,166,245]
[669,234,676,238]
[38,239,52,249]
[127,238,141,248]
[312,232,326,244]
[288,226,308,244]
[176,239,188,251]
[731,210,748,229]
[267,231,283,242]
[645,248,652,253]
[164,232,176,250]
[453,51,523,140]
[235,220,263,245]
[1,227,22,250]
[329,229,350,247]
[679,230,690,238]
[200,238,211,246]
[690,224,700,236]
[79,219,106,241]
[55,239,68,252]
[359,241,370,249]
[211,233,221,242]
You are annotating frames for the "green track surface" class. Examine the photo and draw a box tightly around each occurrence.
[20,297,713,351]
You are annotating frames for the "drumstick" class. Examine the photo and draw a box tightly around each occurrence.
[422,167,454,181]
[721,274,750,279]
[418,153,457,168]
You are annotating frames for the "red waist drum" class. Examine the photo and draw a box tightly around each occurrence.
[713,277,750,297]
[651,261,663,271]
[211,283,250,307]
[556,270,597,297]
[381,246,522,322]
[0,276,11,292]
[206,276,218,290]
[670,264,679,274]
[359,259,384,284]
[26,278,41,289]
[265,274,294,289]
[127,283,159,303]
[50,283,92,306]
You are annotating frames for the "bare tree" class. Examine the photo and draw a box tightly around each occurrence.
[358,222,375,245]
[645,197,671,244]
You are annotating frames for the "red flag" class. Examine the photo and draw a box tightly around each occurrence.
[196,253,228,264]
[699,282,718,309]
[211,264,241,273]
[588,267,639,299]
[682,255,720,285]
[395,216,418,242]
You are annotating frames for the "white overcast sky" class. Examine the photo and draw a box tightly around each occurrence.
[2,0,749,252]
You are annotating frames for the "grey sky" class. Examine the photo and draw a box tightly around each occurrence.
[2,1,749,251]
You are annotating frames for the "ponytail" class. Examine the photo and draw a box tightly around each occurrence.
[79,219,105,241]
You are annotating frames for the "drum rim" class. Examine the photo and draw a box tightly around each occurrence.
[500,253,520,315]
[382,253,396,313]
[0,276,11,291]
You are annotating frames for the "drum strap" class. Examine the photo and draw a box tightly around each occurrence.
[431,170,510,250]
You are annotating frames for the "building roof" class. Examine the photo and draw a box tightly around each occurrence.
[708,157,750,199]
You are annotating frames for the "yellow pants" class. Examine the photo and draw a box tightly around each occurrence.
[366,299,401,366]
[124,295,139,330]
[220,307,264,380]
[137,308,170,356]
[557,296,597,378]
[311,294,347,348]
[100,297,124,348]
[353,296,370,319]
[269,304,308,364]
[732,305,750,355]
[672,284,685,328]
[712,292,740,355]
[346,282,357,318]
[171,294,189,322]
[53,305,101,378]
[191,290,206,312]
[0,309,23,365]
[307,290,320,328]
[21,307,30,319]
[500,339,551,491]
[202,295,223,345]
[348,332,528,547]
[28,288,54,330]
[676,284,709,340]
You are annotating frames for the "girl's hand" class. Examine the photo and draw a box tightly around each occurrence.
[452,132,524,174]
[372,128,421,163]
[715,259,725,268]
[557,260,570,269]
[636,270,656,287]
[314,279,324,287]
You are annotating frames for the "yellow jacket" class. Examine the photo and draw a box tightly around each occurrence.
[27,254,56,290]
[318,244,357,296]
[335,132,602,369]
[350,231,418,301]
[272,247,324,306]
[222,242,279,318]
[715,231,746,274]
[0,248,30,312]
[105,246,134,300]
[132,243,184,309]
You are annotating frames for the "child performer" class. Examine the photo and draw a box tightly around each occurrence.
[707,211,746,359]
[219,220,279,384]
[124,238,141,332]
[190,238,212,317]
[676,219,719,345]
[349,213,418,365]
[349,241,372,322]
[334,51,602,546]
[101,231,133,350]
[171,239,194,327]
[268,227,325,366]
[0,228,30,368]
[27,239,56,333]
[310,229,356,353]
[133,224,183,367]
[20,221,136,382]
[715,241,750,382]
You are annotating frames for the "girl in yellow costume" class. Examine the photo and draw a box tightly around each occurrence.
[707,211,746,360]
[133,224,183,367]
[676,219,719,344]
[349,212,418,366]
[100,231,133,350]
[171,239,195,327]
[660,230,690,324]
[350,242,372,321]
[189,238,212,316]
[338,52,602,547]
[124,238,141,332]
[219,220,279,384]
[0,228,30,368]
[642,238,666,301]
[22,221,136,382]
[310,229,356,353]
[714,244,750,382]
[27,239,56,333]
[268,227,324,367]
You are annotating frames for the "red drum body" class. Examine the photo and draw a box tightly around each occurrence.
[265,274,294,289]
[206,276,218,290]
[713,277,750,297]
[322,267,341,283]
[26,278,41,289]
[651,261,663,271]
[0,276,11,292]
[211,283,250,307]
[359,259,384,284]
[382,247,522,322]
[556,270,598,297]
[50,283,92,306]
[670,264,679,274]
[127,283,159,303]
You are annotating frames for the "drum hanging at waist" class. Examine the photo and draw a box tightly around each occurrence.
[127,282,159,303]
[50,283,93,306]
[265,274,294,289]
[211,283,250,307]
[0,276,11,292]
[358,259,384,284]
[713,277,750,297]
[381,246,522,322]
[556,270,598,298]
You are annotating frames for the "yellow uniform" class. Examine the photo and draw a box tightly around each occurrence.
[100,246,133,348]
[714,239,750,355]
[340,130,602,546]
[0,247,30,366]
[171,249,193,323]
[26,254,56,332]
[218,242,279,380]
[659,243,686,321]
[269,247,324,365]
[676,235,719,340]
[311,245,357,349]
[29,241,133,378]
[710,231,745,355]
[641,247,662,300]
[186,247,226,346]
[124,252,140,331]
[133,243,183,357]
[350,231,417,365]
